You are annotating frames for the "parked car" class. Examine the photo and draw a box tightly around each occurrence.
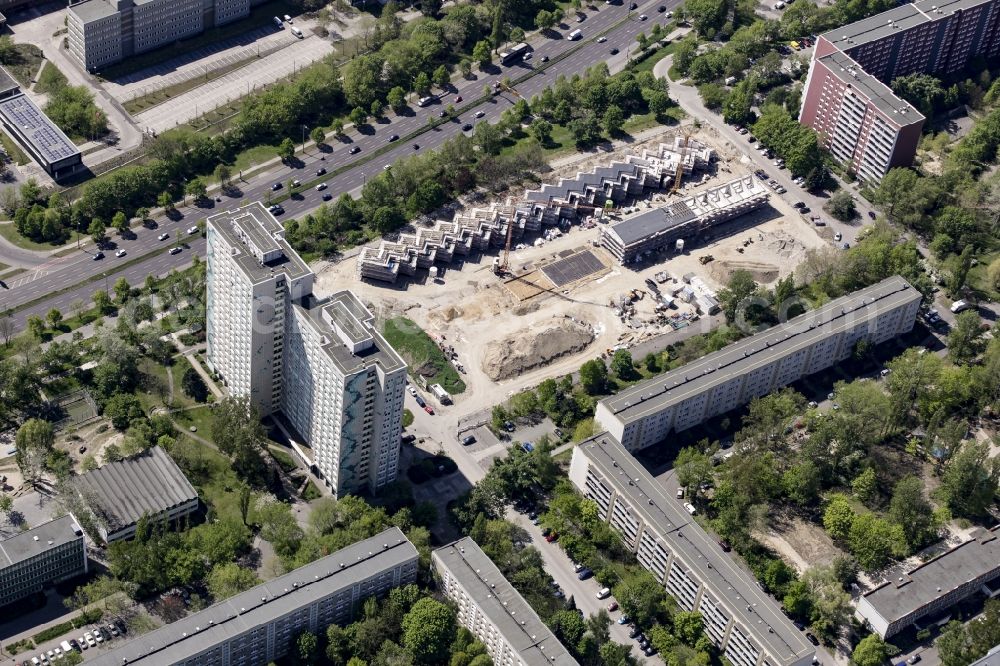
[545,531,558,542]
[423,405,434,415]
[607,601,619,611]
[676,487,684,498]
[683,502,696,514]
[522,442,535,453]
[461,435,476,446]
[577,567,594,580]
[596,587,611,600]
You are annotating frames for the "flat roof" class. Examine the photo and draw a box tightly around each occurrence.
[74,446,198,534]
[820,0,996,50]
[576,435,815,664]
[861,526,1000,623]
[433,538,580,666]
[0,66,19,97]
[0,93,80,165]
[970,645,1000,666]
[817,51,924,124]
[88,528,418,665]
[207,202,313,285]
[68,0,118,23]
[0,515,82,568]
[611,202,696,246]
[601,276,919,423]
[295,291,406,376]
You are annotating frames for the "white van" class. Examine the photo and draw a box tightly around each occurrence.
[596,587,611,599]
[60,641,74,654]
[290,26,303,38]
[950,300,970,313]
[417,96,436,107]
[568,29,582,40]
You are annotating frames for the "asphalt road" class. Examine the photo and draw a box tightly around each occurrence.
[0,0,679,329]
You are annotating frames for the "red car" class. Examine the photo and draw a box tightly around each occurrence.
[455,95,463,103]
[607,601,619,612]
[545,532,558,542]
[424,405,435,415]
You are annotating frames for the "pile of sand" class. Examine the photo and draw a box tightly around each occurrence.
[482,317,594,381]
[711,260,780,285]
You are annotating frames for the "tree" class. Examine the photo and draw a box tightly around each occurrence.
[88,217,107,245]
[579,358,608,395]
[181,366,209,402]
[888,476,937,550]
[948,311,985,364]
[0,493,11,520]
[0,310,14,346]
[612,570,665,627]
[823,494,855,541]
[719,269,760,325]
[387,86,407,112]
[849,513,907,570]
[157,191,174,212]
[46,308,63,330]
[114,277,131,304]
[782,460,821,506]
[350,107,368,126]
[825,190,857,221]
[402,597,456,665]
[536,10,557,31]
[278,138,296,162]
[370,100,383,119]
[310,127,326,146]
[103,393,144,431]
[332,119,345,136]
[111,210,129,234]
[94,289,113,315]
[26,314,45,340]
[852,467,877,504]
[723,81,755,126]
[238,483,252,526]
[851,635,897,666]
[603,104,626,136]
[214,164,232,188]
[674,610,704,646]
[610,349,635,379]
[185,177,207,203]
[675,447,714,497]
[211,396,268,484]
[433,65,450,87]
[207,562,259,600]
[473,40,492,68]
[528,118,552,144]
[15,418,54,487]
[473,121,504,155]
[296,631,320,665]
[941,440,1000,518]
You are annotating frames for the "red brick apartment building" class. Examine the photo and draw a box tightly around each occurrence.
[799,0,1000,181]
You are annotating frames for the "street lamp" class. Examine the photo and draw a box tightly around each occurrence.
[301,125,308,152]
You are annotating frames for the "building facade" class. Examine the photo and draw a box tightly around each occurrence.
[569,436,815,666]
[595,276,921,451]
[433,538,580,666]
[88,528,418,666]
[800,0,1000,180]
[74,445,199,543]
[67,0,265,71]
[0,515,88,608]
[206,202,407,497]
[856,525,1000,638]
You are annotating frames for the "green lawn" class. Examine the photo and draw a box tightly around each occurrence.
[382,317,466,395]
[169,359,200,409]
[0,222,82,251]
[630,41,679,75]
[232,143,282,173]
[4,43,44,88]
[34,61,68,95]
[172,404,218,437]
[0,130,30,166]
[135,357,172,412]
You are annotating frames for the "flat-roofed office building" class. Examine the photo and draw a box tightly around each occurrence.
[207,202,407,497]
[433,537,580,666]
[569,436,815,666]
[595,276,921,451]
[0,515,88,608]
[856,525,1000,638]
[88,527,418,666]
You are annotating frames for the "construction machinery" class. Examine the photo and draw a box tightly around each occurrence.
[494,217,515,276]
[672,129,695,193]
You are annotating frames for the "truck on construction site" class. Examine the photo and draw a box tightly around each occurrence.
[430,384,452,405]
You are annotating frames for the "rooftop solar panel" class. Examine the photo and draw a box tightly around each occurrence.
[0,94,81,165]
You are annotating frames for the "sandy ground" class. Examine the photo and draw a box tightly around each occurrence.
[756,513,846,574]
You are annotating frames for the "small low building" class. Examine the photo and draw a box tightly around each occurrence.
[75,446,199,543]
[0,67,83,182]
[0,515,88,608]
[856,525,1000,638]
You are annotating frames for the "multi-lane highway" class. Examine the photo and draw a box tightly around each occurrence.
[0,0,679,328]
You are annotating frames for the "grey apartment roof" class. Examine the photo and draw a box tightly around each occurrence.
[434,538,580,666]
[74,446,198,534]
[88,528,417,666]
[208,202,312,285]
[609,202,697,246]
[526,161,640,203]
[0,515,82,568]
[820,0,995,50]
[577,435,815,664]
[861,526,1000,624]
[0,93,80,165]
[970,645,1000,666]
[601,276,919,423]
[67,0,117,23]
[295,290,406,376]
[818,51,924,123]
[0,66,19,97]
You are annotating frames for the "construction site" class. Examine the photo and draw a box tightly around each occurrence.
[318,128,828,411]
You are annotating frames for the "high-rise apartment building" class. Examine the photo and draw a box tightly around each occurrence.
[67,0,265,71]
[433,538,580,666]
[595,276,921,451]
[800,0,1000,180]
[88,528,419,666]
[206,202,407,497]
[0,515,88,608]
[569,436,815,666]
